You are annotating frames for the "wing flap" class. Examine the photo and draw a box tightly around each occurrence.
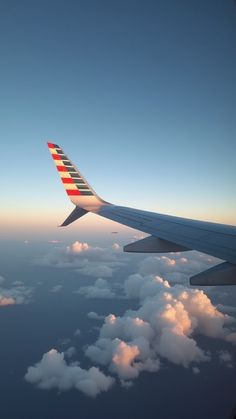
[124,236,190,253]
[190,262,236,286]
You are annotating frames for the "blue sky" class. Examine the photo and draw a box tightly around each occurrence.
[0,4,236,417]
[1,0,236,240]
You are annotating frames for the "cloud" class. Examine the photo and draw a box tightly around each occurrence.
[217,350,233,368]
[33,240,128,278]
[25,349,114,397]
[192,366,200,374]
[77,278,115,299]
[225,332,236,344]
[87,312,105,320]
[64,347,76,358]
[112,340,140,379]
[25,247,236,394]
[74,328,81,337]
[112,243,121,251]
[85,275,235,380]
[12,280,24,286]
[0,276,5,285]
[66,241,90,253]
[76,263,113,278]
[217,350,232,364]
[124,274,170,300]
[0,296,15,306]
[51,285,63,293]
[0,283,33,306]
[138,252,220,284]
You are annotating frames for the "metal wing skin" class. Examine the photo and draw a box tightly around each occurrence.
[47,142,236,285]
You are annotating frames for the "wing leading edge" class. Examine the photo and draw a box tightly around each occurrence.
[47,143,236,285]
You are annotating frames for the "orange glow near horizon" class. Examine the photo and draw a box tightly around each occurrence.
[1,204,235,241]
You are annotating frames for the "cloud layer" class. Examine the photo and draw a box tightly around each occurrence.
[25,242,236,396]
[34,240,127,279]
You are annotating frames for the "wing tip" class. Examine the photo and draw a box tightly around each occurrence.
[47,141,60,149]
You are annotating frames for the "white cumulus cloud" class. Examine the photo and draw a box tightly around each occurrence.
[85,275,235,380]
[66,241,90,253]
[25,349,114,397]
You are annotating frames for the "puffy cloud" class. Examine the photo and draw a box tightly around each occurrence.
[66,241,90,254]
[25,349,114,397]
[0,296,15,306]
[85,275,235,380]
[124,274,170,300]
[157,327,207,367]
[175,288,228,339]
[112,243,121,251]
[112,340,140,379]
[77,278,115,299]
[100,314,154,342]
[138,252,220,284]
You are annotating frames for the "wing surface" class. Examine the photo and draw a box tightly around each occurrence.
[47,142,236,284]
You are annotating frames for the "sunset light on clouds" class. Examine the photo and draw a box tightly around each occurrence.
[0,1,236,418]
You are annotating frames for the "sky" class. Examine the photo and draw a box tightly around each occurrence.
[0,0,236,241]
[0,2,236,419]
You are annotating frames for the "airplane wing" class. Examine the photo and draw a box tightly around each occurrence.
[47,142,236,285]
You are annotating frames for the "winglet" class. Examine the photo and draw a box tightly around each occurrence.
[47,142,109,211]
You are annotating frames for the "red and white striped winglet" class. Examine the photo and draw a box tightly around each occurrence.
[47,141,104,207]
[47,142,81,195]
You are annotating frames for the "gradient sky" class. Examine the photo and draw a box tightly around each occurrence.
[1,0,236,240]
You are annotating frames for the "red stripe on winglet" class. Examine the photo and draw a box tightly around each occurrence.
[61,178,74,184]
[57,166,68,172]
[52,154,62,160]
[66,190,81,196]
[48,143,55,148]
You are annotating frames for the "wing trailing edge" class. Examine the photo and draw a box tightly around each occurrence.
[124,236,190,253]
[190,262,236,286]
